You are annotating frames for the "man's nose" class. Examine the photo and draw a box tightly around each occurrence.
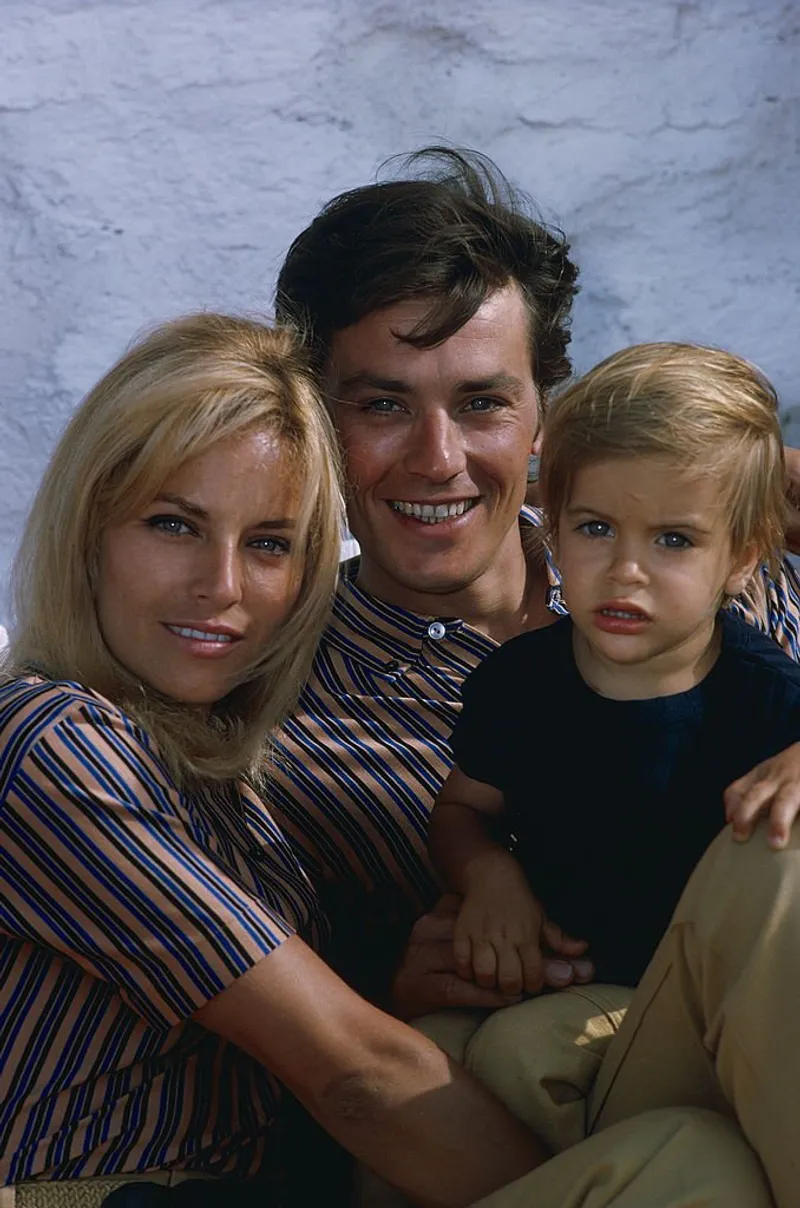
[402,410,467,481]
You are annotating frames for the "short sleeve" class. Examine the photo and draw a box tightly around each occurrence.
[449,647,516,788]
[727,557,800,662]
[1,689,296,1028]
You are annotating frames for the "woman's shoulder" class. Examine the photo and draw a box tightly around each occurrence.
[1,675,129,737]
[0,675,164,791]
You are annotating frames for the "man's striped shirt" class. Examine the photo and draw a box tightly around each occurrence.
[0,677,324,1185]
[268,510,800,984]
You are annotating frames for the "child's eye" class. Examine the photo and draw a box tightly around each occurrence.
[657,531,692,549]
[577,520,612,538]
[146,515,194,537]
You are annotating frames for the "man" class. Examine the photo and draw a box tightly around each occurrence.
[267,148,800,1205]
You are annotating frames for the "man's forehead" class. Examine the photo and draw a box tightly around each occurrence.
[325,286,536,393]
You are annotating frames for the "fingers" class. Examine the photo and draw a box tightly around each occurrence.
[410,911,457,944]
[724,746,800,848]
[765,786,800,850]
[470,937,499,989]
[541,918,588,956]
[724,770,773,841]
[439,973,521,1010]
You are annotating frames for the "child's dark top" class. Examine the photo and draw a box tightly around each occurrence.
[449,612,800,986]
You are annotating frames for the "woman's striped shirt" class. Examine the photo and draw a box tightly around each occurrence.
[0,677,324,1185]
[267,510,800,985]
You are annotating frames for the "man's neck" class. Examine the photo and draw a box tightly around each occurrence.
[355,526,554,644]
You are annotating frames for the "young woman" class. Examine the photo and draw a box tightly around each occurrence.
[0,314,541,1207]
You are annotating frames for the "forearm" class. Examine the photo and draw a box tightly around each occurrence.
[195,938,544,1208]
[428,799,518,894]
[311,1019,545,1206]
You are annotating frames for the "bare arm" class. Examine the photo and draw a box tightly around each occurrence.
[194,934,545,1208]
[428,764,515,896]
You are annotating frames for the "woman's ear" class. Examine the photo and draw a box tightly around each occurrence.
[724,544,760,598]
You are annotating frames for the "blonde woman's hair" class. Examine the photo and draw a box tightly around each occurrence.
[6,313,344,784]
[540,342,786,571]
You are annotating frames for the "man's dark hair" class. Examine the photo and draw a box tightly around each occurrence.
[275,147,580,396]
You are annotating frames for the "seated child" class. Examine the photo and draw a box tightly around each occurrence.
[428,342,800,995]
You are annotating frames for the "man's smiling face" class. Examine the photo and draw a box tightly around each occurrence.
[325,284,540,608]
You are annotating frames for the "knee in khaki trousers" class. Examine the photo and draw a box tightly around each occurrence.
[363,823,799,1207]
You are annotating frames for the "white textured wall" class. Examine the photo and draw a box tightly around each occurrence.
[1,0,798,621]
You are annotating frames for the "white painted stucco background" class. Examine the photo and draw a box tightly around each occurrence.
[1,0,798,623]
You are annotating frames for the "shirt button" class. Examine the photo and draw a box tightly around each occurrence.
[427,621,447,641]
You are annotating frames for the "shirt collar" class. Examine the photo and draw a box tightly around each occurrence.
[323,506,567,672]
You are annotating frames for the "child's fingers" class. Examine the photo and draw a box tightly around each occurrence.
[496,943,525,997]
[452,933,474,981]
[519,941,544,995]
[471,938,499,988]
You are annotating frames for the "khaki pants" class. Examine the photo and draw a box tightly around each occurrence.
[364,823,799,1207]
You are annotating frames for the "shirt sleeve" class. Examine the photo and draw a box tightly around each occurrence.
[727,557,800,662]
[1,693,296,1028]
[449,647,515,789]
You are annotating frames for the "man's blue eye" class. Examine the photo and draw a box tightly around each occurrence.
[657,532,692,549]
[365,398,403,413]
[466,397,501,412]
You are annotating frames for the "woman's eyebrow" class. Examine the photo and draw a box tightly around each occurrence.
[153,492,208,519]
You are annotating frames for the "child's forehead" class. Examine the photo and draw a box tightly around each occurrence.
[566,454,729,515]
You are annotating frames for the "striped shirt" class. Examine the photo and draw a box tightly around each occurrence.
[0,677,324,1185]
[268,509,800,985]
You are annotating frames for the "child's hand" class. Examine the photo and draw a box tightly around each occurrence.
[453,855,549,996]
[724,742,800,850]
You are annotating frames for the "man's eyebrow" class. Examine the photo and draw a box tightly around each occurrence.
[335,372,412,395]
[456,374,526,397]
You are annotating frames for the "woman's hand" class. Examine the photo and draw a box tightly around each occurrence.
[724,742,800,849]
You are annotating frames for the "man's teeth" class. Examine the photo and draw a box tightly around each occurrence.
[390,500,476,524]
[601,608,644,619]
[167,626,234,643]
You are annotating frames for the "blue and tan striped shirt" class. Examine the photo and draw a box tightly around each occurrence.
[268,509,800,983]
[0,677,324,1185]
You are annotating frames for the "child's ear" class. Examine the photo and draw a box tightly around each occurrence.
[724,544,760,598]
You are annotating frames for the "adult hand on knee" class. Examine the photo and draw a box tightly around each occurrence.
[724,740,800,849]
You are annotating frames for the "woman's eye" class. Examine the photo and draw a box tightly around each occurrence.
[251,536,291,555]
[578,520,611,538]
[146,514,193,536]
[657,531,692,549]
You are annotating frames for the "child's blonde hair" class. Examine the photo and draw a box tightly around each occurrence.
[6,313,344,785]
[540,342,786,570]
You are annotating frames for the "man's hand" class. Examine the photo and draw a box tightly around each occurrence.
[390,895,593,1021]
[724,742,800,849]
[784,446,800,555]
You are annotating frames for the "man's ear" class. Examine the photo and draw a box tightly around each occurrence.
[724,544,760,598]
